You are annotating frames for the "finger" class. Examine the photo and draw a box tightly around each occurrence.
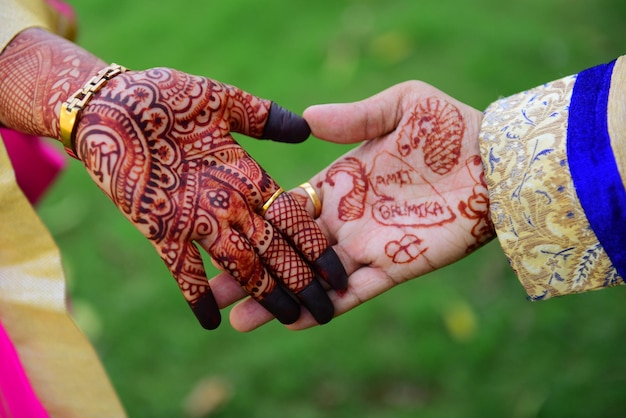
[231,265,395,332]
[218,207,334,325]
[208,271,248,309]
[262,190,348,292]
[303,81,419,143]
[287,185,348,293]
[157,241,221,330]
[205,227,301,325]
[230,297,277,332]
[244,215,335,325]
[206,270,282,332]
[287,266,397,330]
[209,272,334,332]
[260,102,311,143]
[223,83,310,143]
[290,183,323,221]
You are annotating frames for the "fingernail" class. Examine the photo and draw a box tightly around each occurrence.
[190,294,222,330]
[313,247,348,292]
[298,279,334,325]
[262,102,311,143]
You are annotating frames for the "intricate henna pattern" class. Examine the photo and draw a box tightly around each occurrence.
[0,29,103,138]
[0,29,342,328]
[262,193,346,297]
[264,193,327,262]
[324,157,369,221]
[75,69,286,324]
[321,96,474,267]
[79,70,343,326]
[396,97,464,175]
[385,234,428,264]
[458,156,495,253]
[0,29,347,328]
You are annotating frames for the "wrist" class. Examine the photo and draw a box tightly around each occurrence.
[59,63,127,158]
[0,28,105,139]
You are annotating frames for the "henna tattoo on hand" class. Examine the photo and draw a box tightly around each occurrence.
[264,193,345,318]
[0,28,103,139]
[385,234,428,264]
[0,28,337,328]
[324,157,369,221]
[370,152,456,227]
[396,97,464,175]
[75,68,305,328]
[324,151,456,228]
[322,96,481,268]
[458,156,495,252]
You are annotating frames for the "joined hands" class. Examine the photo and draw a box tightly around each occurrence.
[214,81,495,331]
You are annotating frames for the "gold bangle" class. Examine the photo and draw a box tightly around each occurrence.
[59,63,127,159]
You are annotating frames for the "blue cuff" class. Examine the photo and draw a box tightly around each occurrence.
[567,59,626,279]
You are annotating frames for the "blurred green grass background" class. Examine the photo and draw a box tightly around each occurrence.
[36,0,626,417]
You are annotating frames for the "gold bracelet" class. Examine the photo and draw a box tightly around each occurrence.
[59,63,127,159]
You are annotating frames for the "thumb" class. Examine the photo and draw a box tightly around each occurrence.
[222,82,310,143]
[303,82,413,144]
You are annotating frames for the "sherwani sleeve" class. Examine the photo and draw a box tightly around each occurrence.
[479,55,626,300]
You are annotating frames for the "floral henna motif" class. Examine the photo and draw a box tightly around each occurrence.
[322,96,471,267]
[0,28,334,328]
[396,97,464,175]
[76,69,284,328]
[0,28,103,139]
[458,155,495,253]
[324,157,369,221]
[385,234,428,264]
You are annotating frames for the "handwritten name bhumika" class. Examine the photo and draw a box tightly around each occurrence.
[373,199,455,227]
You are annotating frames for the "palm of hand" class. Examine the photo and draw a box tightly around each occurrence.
[217,83,495,331]
[310,92,493,300]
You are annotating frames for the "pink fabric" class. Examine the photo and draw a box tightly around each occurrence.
[0,322,49,418]
[44,0,76,21]
[0,129,66,205]
[0,1,73,416]
[0,0,76,206]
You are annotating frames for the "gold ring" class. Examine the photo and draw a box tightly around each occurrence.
[299,182,322,218]
[260,187,284,216]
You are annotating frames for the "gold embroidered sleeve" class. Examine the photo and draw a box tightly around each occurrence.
[479,73,624,300]
[608,57,626,191]
[0,0,66,52]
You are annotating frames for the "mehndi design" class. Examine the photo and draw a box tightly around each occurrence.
[0,28,347,329]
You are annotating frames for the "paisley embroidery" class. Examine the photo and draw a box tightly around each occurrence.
[479,75,623,299]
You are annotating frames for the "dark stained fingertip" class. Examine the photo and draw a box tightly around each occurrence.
[261,102,311,143]
[189,294,222,330]
[298,279,334,325]
[313,247,348,292]
[258,287,301,325]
